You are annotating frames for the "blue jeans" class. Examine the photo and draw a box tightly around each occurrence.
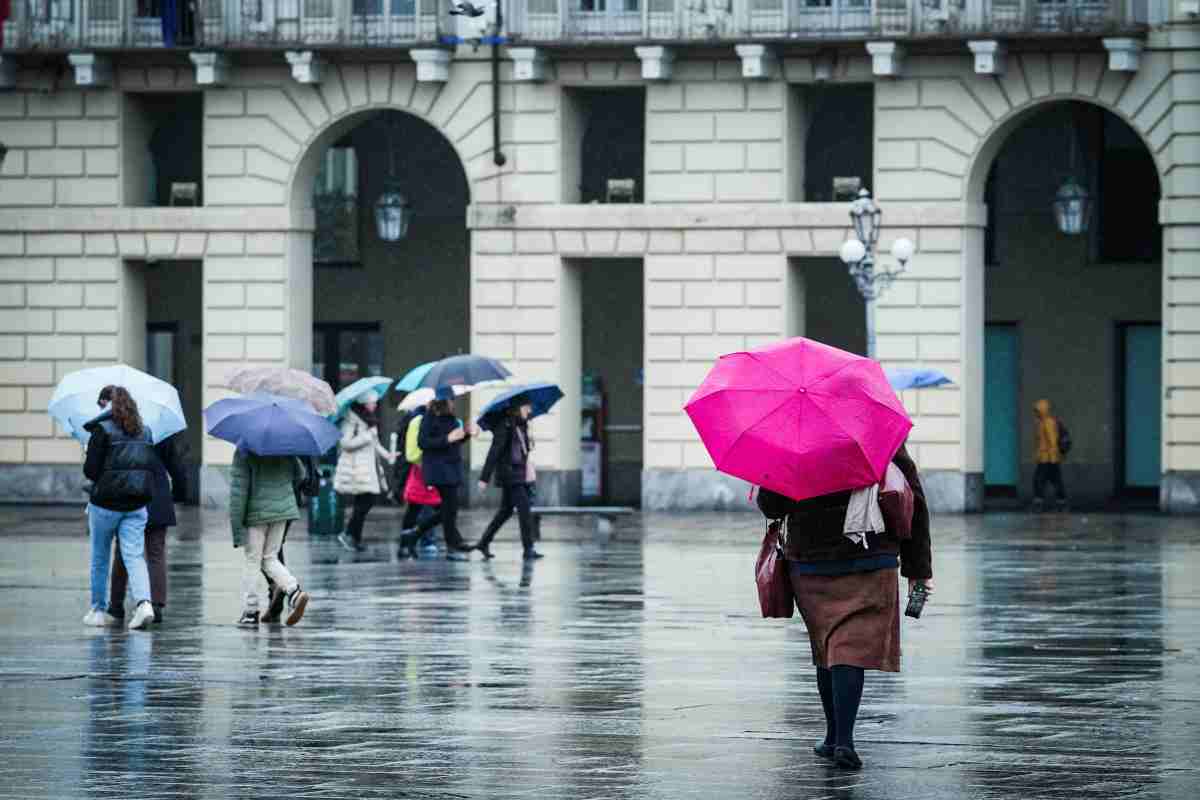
[88,504,150,611]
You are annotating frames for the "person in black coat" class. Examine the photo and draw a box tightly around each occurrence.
[473,395,543,561]
[399,387,478,560]
[105,403,185,625]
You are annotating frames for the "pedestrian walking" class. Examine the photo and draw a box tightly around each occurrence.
[396,402,443,559]
[108,426,186,626]
[1032,398,1069,511]
[229,448,310,627]
[334,391,395,552]
[474,394,543,561]
[262,456,320,625]
[399,388,478,560]
[757,442,933,771]
[81,386,159,631]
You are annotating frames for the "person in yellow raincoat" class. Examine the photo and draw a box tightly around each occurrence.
[1033,398,1068,511]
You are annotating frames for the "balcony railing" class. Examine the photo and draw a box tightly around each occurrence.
[0,0,1146,51]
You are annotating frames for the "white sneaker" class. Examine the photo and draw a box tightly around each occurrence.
[129,602,155,631]
[83,609,119,627]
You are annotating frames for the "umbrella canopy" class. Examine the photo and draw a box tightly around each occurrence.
[887,368,953,391]
[477,382,564,431]
[398,384,472,413]
[411,354,511,391]
[226,367,337,416]
[332,376,394,421]
[49,363,186,445]
[395,361,437,394]
[684,337,913,502]
[205,393,340,457]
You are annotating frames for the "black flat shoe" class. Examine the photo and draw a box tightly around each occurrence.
[523,549,544,561]
[813,743,836,761]
[834,746,862,770]
[478,545,495,560]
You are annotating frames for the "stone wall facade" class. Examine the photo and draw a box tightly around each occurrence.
[1,29,1198,511]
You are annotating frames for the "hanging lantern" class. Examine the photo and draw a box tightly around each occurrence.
[1053,178,1091,236]
[374,187,412,243]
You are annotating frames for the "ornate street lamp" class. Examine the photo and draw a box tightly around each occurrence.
[838,189,915,359]
[374,115,414,243]
[1052,178,1091,236]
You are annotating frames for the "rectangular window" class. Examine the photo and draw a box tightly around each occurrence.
[314,323,383,394]
[800,84,873,202]
[563,87,646,204]
[313,146,361,265]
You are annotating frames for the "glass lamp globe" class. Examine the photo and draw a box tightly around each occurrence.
[840,238,867,265]
[891,237,915,264]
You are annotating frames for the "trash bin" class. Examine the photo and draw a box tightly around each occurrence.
[308,466,344,537]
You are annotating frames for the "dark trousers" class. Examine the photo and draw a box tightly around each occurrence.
[1033,463,1067,502]
[479,483,535,551]
[401,502,426,530]
[414,485,465,549]
[111,525,167,610]
[345,493,377,543]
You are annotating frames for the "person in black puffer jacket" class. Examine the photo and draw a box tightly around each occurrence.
[473,395,542,561]
[81,385,159,631]
[400,387,479,560]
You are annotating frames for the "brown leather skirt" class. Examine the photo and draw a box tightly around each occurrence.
[791,567,901,673]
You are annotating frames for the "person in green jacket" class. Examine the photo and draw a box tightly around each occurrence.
[229,448,310,627]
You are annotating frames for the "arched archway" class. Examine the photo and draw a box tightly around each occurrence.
[291,107,473,442]
[963,99,1165,510]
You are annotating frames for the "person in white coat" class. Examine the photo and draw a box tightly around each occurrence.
[335,391,394,552]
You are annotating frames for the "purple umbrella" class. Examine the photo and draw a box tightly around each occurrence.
[204,393,340,457]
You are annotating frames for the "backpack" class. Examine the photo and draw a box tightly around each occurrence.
[1056,418,1072,457]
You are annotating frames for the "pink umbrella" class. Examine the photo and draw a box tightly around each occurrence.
[684,337,912,502]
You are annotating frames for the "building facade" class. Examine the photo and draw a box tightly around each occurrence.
[0,0,1197,512]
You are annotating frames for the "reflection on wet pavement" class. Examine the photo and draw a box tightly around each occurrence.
[1,506,1198,799]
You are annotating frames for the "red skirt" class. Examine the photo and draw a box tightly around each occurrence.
[791,567,901,673]
[403,464,441,506]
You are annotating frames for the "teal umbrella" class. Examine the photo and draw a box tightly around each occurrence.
[331,376,393,421]
[395,362,436,393]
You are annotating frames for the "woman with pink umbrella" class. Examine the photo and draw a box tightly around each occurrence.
[686,337,935,771]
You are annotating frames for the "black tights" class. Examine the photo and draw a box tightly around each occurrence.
[816,665,865,750]
[413,485,465,549]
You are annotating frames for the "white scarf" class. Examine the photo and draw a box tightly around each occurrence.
[843,484,886,549]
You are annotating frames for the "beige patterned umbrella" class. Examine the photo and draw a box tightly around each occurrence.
[226,367,337,416]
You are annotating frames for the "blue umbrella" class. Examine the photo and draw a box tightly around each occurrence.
[415,354,511,390]
[887,368,954,391]
[205,393,340,457]
[477,382,564,431]
[331,376,394,421]
[395,362,436,393]
[49,363,186,444]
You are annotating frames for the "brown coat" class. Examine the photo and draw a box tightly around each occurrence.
[757,444,933,580]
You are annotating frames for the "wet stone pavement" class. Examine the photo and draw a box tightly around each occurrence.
[1,506,1198,800]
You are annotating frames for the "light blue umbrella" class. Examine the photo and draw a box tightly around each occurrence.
[48,363,185,444]
[395,362,436,393]
[887,368,954,391]
[205,393,340,457]
[331,376,394,421]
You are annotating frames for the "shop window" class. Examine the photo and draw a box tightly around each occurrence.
[313,145,361,265]
[797,85,873,202]
[313,323,383,393]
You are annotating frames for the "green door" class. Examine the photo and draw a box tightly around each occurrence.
[1123,324,1162,489]
[985,325,1019,487]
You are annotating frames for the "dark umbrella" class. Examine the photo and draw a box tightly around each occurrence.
[477,382,564,431]
[204,393,340,457]
[417,354,511,390]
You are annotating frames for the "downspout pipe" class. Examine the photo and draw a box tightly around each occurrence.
[492,0,507,167]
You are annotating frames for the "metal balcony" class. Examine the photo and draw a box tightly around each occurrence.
[0,0,1146,52]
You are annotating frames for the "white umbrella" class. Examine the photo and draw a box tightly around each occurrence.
[48,363,185,444]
